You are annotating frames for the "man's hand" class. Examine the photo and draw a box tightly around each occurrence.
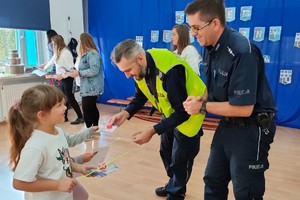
[132,127,156,145]
[108,110,130,127]
[183,96,204,115]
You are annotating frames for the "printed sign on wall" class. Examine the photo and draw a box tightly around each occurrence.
[279,70,292,85]
[269,26,282,42]
[294,33,300,48]
[225,7,236,22]
[163,30,172,43]
[175,11,184,24]
[263,55,270,63]
[240,6,252,21]
[150,30,159,43]
[239,27,250,39]
[253,27,265,42]
[136,36,143,47]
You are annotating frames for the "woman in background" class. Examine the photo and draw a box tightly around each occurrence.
[71,33,104,133]
[41,35,84,124]
[45,29,60,86]
[172,24,202,76]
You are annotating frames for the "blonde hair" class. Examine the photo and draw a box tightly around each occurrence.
[51,35,67,61]
[8,85,65,171]
[79,32,99,56]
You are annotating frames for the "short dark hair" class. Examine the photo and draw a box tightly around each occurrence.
[185,0,226,26]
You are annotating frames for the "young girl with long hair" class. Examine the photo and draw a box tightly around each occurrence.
[8,84,95,200]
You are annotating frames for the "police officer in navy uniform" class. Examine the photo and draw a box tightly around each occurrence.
[183,0,277,199]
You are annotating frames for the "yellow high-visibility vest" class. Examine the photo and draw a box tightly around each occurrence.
[135,49,206,137]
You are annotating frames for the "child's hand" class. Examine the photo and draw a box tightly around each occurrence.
[81,165,98,175]
[98,162,107,170]
[91,126,99,132]
[82,152,97,163]
[57,178,77,193]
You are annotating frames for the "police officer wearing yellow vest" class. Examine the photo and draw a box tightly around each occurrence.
[109,39,206,200]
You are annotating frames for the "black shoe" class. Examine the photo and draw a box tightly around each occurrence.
[155,186,167,197]
[70,117,84,125]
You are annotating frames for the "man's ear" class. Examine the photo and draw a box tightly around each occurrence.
[136,53,146,65]
[212,18,221,30]
[136,53,143,62]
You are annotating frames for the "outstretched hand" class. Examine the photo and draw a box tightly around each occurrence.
[81,165,98,175]
[91,126,99,132]
[82,152,98,163]
[108,110,130,127]
[132,128,156,145]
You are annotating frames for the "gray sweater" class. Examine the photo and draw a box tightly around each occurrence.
[63,127,95,164]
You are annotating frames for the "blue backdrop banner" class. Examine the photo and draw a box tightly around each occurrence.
[89,0,300,129]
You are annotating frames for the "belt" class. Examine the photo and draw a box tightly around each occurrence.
[223,112,274,127]
[223,116,253,125]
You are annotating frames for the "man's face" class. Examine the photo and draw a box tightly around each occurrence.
[116,55,146,80]
[187,13,213,47]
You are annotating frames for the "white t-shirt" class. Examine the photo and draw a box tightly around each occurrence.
[14,127,73,200]
[44,48,74,76]
[174,45,202,76]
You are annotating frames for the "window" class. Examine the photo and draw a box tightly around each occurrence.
[0,28,17,66]
[0,28,48,71]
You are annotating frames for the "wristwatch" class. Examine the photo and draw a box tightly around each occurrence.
[200,101,207,115]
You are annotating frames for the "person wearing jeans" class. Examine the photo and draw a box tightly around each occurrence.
[71,33,104,136]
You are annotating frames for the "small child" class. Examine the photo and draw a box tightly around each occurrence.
[8,84,96,200]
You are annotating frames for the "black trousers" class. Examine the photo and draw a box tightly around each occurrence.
[204,118,276,200]
[60,77,83,119]
[160,127,202,200]
[82,95,99,127]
